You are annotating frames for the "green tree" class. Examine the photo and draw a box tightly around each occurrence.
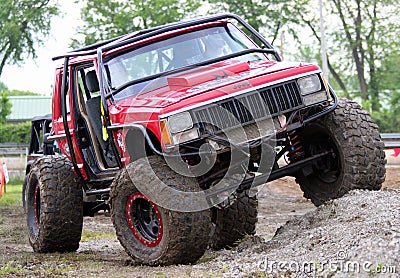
[72,0,201,48]
[330,0,400,111]
[0,121,31,143]
[372,50,400,132]
[377,51,400,92]
[297,0,400,112]
[0,81,8,92]
[208,0,306,45]
[7,89,40,96]
[0,0,59,77]
[0,92,12,124]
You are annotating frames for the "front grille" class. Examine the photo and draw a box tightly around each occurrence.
[192,80,303,136]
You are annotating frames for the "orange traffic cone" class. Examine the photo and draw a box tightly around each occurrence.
[0,162,6,198]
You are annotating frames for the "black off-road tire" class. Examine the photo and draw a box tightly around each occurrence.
[110,156,211,266]
[296,98,386,206]
[26,156,83,252]
[210,191,258,250]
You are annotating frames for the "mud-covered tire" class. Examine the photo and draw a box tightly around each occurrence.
[210,191,258,250]
[26,156,83,252]
[296,98,386,206]
[110,156,211,266]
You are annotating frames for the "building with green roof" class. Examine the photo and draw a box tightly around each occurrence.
[7,96,52,123]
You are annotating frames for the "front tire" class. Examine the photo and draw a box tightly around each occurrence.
[110,156,211,266]
[26,156,83,252]
[296,98,386,206]
[210,190,258,250]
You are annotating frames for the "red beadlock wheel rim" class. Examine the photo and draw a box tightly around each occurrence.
[126,192,163,247]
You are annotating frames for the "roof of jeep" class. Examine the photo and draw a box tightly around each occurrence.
[52,13,274,62]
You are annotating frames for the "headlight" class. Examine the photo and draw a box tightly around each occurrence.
[167,112,193,133]
[160,112,200,146]
[297,74,321,95]
[171,128,199,145]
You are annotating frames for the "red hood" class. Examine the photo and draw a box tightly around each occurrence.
[115,59,318,110]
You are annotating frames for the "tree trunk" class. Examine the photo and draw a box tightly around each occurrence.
[0,46,12,78]
[328,59,348,97]
[302,17,348,94]
[366,1,379,112]
[332,0,368,101]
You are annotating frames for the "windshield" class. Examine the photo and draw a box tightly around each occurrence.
[104,23,266,99]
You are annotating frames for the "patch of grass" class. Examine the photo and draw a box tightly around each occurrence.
[197,252,220,264]
[0,260,73,276]
[7,177,24,186]
[0,183,22,206]
[227,233,252,251]
[0,261,23,275]
[250,270,266,277]
[221,262,228,273]
[81,230,116,242]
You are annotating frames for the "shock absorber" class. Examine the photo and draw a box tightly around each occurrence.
[286,130,305,163]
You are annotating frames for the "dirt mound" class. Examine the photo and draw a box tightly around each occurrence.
[214,188,400,277]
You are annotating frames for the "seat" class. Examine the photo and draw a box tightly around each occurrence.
[84,71,117,167]
[84,71,106,149]
[85,70,100,93]
[203,36,226,59]
[169,40,202,69]
[85,96,106,150]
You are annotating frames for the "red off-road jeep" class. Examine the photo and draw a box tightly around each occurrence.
[24,14,386,265]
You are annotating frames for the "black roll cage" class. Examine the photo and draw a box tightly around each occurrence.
[55,14,281,175]
[53,13,279,61]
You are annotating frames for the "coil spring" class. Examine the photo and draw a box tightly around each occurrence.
[286,130,305,162]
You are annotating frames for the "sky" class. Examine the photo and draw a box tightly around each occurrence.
[0,2,83,95]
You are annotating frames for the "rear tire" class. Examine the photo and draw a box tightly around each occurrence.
[210,190,258,250]
[296,98,386,206]
[26,156,83,252]
[110,156,211,266]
